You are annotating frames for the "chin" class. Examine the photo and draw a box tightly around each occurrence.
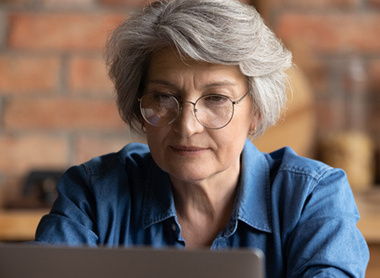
[166,165,212,184]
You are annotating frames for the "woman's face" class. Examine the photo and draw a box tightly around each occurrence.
[143,48,259,184]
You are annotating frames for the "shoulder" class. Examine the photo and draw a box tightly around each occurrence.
[244,141,349,196]
[80,142,151,178]
[267,146,334,183]
[242,140,345,190]
[263,146,352,214]
[58,142,152,197]
[262,148,367,277]
[244,140,338,184]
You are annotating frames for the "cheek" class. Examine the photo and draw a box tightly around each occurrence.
[223,120,250,141]
[145,126,168,142]
[145,127,171,160]
[145,129,162,152]
[229,109,253,134]
[213,122,249,157]
[212,131,246,159]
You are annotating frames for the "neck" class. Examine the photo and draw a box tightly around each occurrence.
[170,161,241,248]
[170,157,240,216]
[172,178,238,220]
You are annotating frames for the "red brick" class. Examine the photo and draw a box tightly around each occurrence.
[100,0,263,8]
[68,56,113,96]
[100,0,154,7]
[369,0,380,7]
[0,55,60,94]
[0,0,29,6]
[74,134,145,164]
[284,0,359,8]
[251,0,283,20]
[40,0,95,8]
[275,12,380,53]
[3,98,125,131]
[0,134,68,175]
[7,13,126,52]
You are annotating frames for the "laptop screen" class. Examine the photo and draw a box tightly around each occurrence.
[0,244,264,278]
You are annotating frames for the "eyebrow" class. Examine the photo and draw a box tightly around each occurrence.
[146,79,238,89]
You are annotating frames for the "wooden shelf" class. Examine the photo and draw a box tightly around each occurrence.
[355,187,380,243]
[0,209,48,241]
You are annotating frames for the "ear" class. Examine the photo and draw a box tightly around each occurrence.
[249,112,261,131]
[141,121,147,134]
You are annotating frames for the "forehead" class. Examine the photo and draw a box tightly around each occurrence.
[145,47,246,88]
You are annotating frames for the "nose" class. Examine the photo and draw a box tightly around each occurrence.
[172,101,203,137]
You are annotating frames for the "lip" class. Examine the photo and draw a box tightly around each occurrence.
[169,145,209,155]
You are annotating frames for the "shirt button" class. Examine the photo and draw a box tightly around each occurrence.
[171,223,177,232]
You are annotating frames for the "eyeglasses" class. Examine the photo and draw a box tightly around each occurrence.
[138,91,250,129]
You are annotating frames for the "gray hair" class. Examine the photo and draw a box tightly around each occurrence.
[105,0,292,137]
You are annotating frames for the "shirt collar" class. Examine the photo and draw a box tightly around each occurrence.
[235,139,272,233]
[142,139,272,233]
[142,157,177,229]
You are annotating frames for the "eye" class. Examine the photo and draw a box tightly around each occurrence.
[151,92,172,100]
[147,92,176,105]
[201,95,229,106]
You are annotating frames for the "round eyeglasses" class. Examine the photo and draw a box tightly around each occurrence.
[138,91,250,129]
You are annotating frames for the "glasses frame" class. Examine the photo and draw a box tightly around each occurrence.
[138,90,250,129]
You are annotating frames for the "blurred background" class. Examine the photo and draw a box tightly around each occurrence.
[0,0,379,274]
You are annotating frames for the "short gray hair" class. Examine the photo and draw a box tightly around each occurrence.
[105,0,292,137]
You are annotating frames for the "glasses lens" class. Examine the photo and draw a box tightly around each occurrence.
[140,93,179,127]
[195,95,233,129]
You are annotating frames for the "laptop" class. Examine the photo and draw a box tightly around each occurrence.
[0,244,264,278]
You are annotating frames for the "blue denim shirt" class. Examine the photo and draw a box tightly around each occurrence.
[35,139,369,277]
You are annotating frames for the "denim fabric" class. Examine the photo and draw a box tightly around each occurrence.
[35,139,369,277]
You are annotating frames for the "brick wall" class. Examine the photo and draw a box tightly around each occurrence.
[0,0,379,205]
[0,0,148,205]
[261,0,380,181]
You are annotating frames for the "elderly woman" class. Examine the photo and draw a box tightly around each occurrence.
[35,0,369,276]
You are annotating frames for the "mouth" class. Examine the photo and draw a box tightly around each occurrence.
[169,145,209,155]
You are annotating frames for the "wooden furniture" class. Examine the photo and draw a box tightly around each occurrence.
[355,187,380,278]
[0,209,48,242]
[356,187,380,243]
